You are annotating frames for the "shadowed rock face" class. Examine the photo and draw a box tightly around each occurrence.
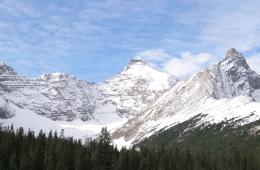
[225,48,239,58]
[0,63,17,75]
[0,96,14,119]
[0,107,12,119]
[128,56,147,65]
[211,48,260,99]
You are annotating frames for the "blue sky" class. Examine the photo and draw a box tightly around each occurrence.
[1,0,260,82]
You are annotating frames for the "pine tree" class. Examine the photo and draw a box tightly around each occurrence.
[112,145,120,170]
[98,127,111,145]
[74,140,85,170]
[117,147,129,170]
[158,152,169,170]
[0,126,15,169]
[184,148,193,170]
[29,130,46,170]
[128,145,140,170]
[46,136,58,170]
[91,127,113,170]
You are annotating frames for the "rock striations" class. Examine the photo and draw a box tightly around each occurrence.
[0,57,177,121]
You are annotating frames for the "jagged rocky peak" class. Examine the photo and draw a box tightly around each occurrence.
[128,56,147,66]
[225,48,239,57]
[223,48,249,69]
[210,48,260,99]
[123,56,149,72]
[224,48,243,61]
[0,62,17,75]
[39,72,76,82]
[224,48,242,61]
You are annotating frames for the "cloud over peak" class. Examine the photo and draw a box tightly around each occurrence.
[0,0,260,82]
[137,49,215,79]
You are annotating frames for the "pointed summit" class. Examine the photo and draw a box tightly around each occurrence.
[0,62,17,75]
[226,48,239,56]
[223,48,249,69]
[210,48,260,99]
[128,56,147,66]
[124,56,149,72]
[224,48,243,60]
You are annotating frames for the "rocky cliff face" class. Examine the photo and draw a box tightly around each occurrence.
[0,63,17,75]
[210,48,260,99]
[0,57,177,121]
[0,95,14,119]
[0,72,97,121]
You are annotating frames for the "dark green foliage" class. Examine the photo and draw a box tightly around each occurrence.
[91,127,113,170]
[138,116,260,154]
[138,117,260,169]
[1,122,260,169]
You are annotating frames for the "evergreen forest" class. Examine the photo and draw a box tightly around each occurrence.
[1,124,260,170]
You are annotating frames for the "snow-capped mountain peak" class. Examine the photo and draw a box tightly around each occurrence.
[210,48,260,99]
[223,48,250,69]
[0,63,17,75]
[112,49,260,145]
[124,56,148,72]
[39,73,78,86]
[128,56,147,65]
[225,48,239,58]
[97,57,179,118]
[118,56,179,91]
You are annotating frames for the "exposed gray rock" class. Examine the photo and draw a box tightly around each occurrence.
[0,63,17,75]
[211,48,260,99]
[0,57,178,121]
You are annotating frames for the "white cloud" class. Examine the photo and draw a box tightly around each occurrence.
[163,52,214,78]
[159,1,260,59]
[246,53,260,75]
[0,0,39,18]
[137,49,216,79]
[137,49,171,61]
[197,1,260,53]
[1,0,260,82]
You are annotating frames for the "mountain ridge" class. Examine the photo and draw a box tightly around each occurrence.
[0,56,177,122]
[1,49,260,147]
[112,48,260,145]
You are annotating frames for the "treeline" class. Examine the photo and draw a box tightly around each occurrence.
[1,126,260,170]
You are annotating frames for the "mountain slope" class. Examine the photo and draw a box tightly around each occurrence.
[1,49,260,146]
[0,58,177,122]
[112,48,260,145]
[138,115,260,154]
[0,57,177,140]
[0,71,98,121]
[98,56,178,117]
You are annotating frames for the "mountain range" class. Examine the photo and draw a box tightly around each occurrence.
[1,48,260,147]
